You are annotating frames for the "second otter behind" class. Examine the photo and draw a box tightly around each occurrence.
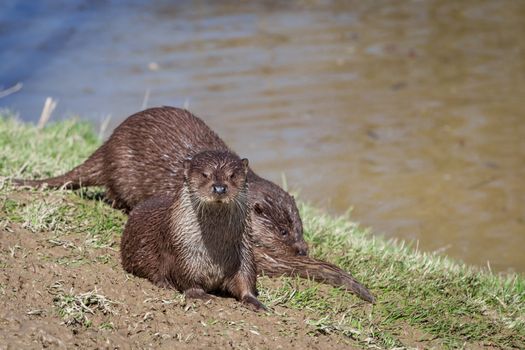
[121,150,265,310]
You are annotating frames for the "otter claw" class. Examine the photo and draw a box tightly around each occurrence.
[184,288,214,301]
[242,295,267,312]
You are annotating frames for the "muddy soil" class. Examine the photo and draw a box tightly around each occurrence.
[0,192,366,350]
[0,227,364,350]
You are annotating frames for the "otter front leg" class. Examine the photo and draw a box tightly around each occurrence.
[226,273,266,311]
[184,287,214,301]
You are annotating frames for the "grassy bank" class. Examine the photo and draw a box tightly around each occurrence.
[0,111,524,349]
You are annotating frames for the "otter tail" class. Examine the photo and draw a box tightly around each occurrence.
[255,250,375,303]
[12,145,105,190]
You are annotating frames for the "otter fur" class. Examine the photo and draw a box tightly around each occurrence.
[14,107,307,256]
[14,106,375,303]
[121,150,265,310]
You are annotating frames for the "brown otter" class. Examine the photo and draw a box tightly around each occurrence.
[14,107,307,256]
[14,106,375,303]
[121,150,265,310]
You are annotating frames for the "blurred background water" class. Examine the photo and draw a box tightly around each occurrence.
[1,0,524,273]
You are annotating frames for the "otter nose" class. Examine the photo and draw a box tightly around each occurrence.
[296,248,308,256]
[212,184,226,194]
[294,243,309,256]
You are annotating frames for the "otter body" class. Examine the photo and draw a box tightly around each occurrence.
[16,107,307,256]
[16,106,375,303]
[121,151,264,310]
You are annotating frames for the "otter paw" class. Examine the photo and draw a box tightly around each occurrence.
[242,295,267,312]
[184,288,214,300]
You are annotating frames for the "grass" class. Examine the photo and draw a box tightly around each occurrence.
[0,110,524,349]
[49,281,118,327]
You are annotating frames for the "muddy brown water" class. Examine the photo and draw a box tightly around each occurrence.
[1,0,524,273]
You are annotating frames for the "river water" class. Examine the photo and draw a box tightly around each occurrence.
[1,0,524,273]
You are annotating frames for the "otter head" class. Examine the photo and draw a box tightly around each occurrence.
[248,176,308,256]
[183,151,249,205]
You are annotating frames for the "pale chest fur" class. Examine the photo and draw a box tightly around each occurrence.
[169,187,248,290]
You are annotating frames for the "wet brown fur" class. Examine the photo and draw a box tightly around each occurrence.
[121,151,265,310]
[14,106,375,303]
[14,107,306,255]
[255,252,375,303]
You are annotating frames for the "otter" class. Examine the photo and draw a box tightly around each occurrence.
[14,107,307,256]
[121,151,265,310]
[14,106,375,303]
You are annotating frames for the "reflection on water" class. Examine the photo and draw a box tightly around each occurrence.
[1,0,524,272]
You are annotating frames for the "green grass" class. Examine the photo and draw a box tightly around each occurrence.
[1,110,524,349]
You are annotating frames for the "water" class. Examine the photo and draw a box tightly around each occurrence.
[1,0,524,273]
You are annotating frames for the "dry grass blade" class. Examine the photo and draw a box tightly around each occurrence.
[51,282,119,327]
[0,82,23,98]
[38,97,58,129]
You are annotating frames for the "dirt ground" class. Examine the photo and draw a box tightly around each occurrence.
[0,210,362,350]
[0,189,510,349]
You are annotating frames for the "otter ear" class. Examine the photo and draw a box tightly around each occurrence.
[241,158,249,173]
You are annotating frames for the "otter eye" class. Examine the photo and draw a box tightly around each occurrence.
[201,173,209,179]
[254,203,264,215]
[280,229,289,236]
